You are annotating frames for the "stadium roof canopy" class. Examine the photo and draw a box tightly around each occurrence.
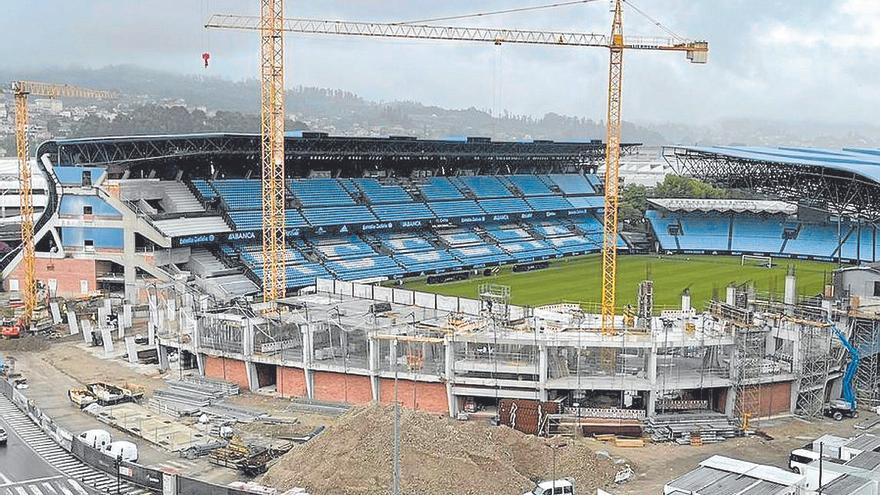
[42,132,640,178]
[647,198,796,215]
[664,145,880,220]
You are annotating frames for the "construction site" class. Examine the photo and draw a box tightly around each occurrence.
[3,1,880,495]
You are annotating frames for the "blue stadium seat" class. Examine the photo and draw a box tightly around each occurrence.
[324,255,403,281]
[499,240,558,261]
[315,235,378,260]
[454,176,513,198]
[212,179,263,210]
[526,196,574,212]
[485,227,532,242]
[731,216,785,253]
[376,233,435,253]
[503,175,552,196]
[370,203,435,222]
[440,230,483,247]
[417,177,465,201]
[678,214,730,251]
[191,179,217,200]
[547,174,595,195]
[427,200,485,218]
[566,196,604,209]
[228,209,308,231]
[450,245,513,266]
[478,198,532,214]
[395,250,460,273]
[289,178,355,207]
[301,206,377,226]
[353,178,413,204]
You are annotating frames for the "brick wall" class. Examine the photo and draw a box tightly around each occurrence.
[378,378,448,415]
[313,371,372,404]
[277,366,308,398]
[742,381,793,418]
[203,356,249,391]
[4,257,97,297]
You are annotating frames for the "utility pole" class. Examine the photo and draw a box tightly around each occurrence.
[392,338,401,495]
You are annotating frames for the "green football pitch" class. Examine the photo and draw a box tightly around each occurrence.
[396,254,835,311]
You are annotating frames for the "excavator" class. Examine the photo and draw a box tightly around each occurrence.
[824,325,860,421]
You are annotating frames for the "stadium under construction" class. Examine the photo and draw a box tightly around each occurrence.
[5,134,880,432]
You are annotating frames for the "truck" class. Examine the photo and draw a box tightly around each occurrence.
[524,479,575,495]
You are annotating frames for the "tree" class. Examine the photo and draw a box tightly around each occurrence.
[620,183,648,223]
[653,175,728,199]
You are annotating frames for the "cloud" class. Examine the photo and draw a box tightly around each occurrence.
[2,1,878,126]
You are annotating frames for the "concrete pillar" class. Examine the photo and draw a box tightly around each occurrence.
[538,344,548,402]
[245,362,259,391]
[444,338,456,417]
[81,319,93,344]
[195,353,205,376]
[368,337,379,401]
[647,341,658,416]
[101,327,114,354]
[124,337,138,364]
[242,319,254,357]
[784,272,797,307]
[724,386,736,417]
[301,324,314,399]
[122,304,132,329]
[157,344,170,372]
[49,302,62,324]
[725,286,736,306]
[681,290,691,312]
[123,264,137,304]
[67,311,79,335]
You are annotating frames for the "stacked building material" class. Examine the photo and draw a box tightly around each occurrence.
[498,399,560,435]
[148,375,240,416]
[645,411,739,445]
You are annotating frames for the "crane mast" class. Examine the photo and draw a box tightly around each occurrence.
[206,0,708,329]
[260,0,288,303]
[12,81,114,326]
[600,1,624,335]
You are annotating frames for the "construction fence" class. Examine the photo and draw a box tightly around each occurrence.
[0,377,252,495]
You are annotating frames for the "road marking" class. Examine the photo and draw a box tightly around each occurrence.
[39,483,57,495]
[26,485,44,495]
[58,488,72,495]
[0,472,11,485]
[0,478,63,489]
[14,487,28,495]
[64,481,85,495]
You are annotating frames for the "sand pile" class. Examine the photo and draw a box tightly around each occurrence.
[262,404,618,495]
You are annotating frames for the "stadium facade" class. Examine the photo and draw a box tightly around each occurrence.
[5,136,880,429]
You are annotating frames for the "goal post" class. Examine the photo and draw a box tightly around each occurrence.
[741,254,772,268]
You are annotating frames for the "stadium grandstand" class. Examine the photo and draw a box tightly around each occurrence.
[1,132,637,301]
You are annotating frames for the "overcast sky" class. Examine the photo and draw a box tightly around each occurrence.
[4,1,878,125]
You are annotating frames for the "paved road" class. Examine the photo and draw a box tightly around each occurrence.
[0,395,148,495]
[0,410,95,495]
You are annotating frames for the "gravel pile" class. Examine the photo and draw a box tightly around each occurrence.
[261,404,617,495]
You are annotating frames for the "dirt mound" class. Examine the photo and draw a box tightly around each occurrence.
[0,335,50,353]
[261,404,618,495]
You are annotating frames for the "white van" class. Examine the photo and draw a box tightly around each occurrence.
[789,448,821,474]
[104,441,138,463]
[78,429,112,450]
[524,479,575,495]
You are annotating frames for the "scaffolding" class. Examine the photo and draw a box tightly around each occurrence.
[734,327,766,428]
[637,280,653,329]
[479,284,511,325]
[852,315,880,407]
[795,322,833,417]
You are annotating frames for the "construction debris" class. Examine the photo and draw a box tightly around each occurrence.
[68,382,144,408]
[261,404,619,495]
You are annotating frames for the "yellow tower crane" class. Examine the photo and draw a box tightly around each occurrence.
[12,81,115,326]
[259,0,288,303]
[207,0,708,331]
